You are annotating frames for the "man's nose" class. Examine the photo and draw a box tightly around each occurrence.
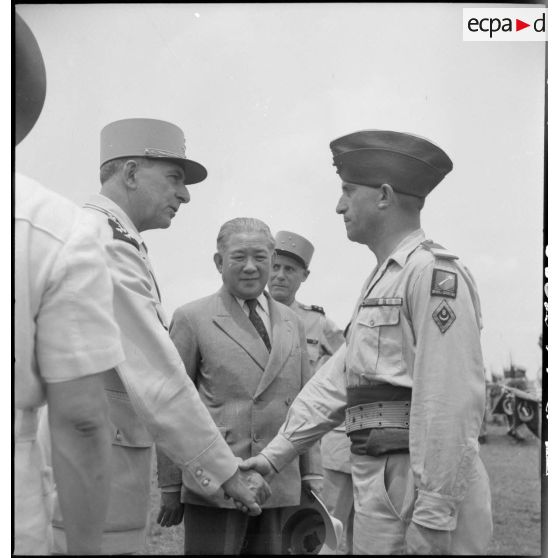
[335,195,347,214]
[243,257,257,272]
[177,185,190,204]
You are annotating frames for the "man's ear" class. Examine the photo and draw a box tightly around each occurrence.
[122,160,139,190]
[213,252,223,273]
[302,268,310,282]
[378,183,395,209]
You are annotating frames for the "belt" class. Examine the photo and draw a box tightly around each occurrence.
[15,408,39,442]
[345,384,412,457]
[345,401,410,433]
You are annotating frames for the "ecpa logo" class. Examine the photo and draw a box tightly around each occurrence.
[463,8,547,41]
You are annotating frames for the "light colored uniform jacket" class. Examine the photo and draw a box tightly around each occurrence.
[158,287,321,508]
[47,194,240,554]
[15,176,124,555]
[261,229,492,552]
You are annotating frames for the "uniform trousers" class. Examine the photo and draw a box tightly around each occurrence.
[320,468,354,555]
[183,503,283,555]
[351,452,492,555]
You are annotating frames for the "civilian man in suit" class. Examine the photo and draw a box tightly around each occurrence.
[157,217,322,554]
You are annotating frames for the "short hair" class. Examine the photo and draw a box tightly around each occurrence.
[99,156,155,184]
[216,218,275,254]
[395,190,425,212]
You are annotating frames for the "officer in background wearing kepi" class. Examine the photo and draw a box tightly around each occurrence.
[242,129,493,555]
[268,231,345,374]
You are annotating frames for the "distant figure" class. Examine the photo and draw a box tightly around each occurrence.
[157,218,321,554]
[15,11,123,554]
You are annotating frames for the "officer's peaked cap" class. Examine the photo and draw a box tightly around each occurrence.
[330,130,453,197]
[275,231,314,269]
[100,118,207,185]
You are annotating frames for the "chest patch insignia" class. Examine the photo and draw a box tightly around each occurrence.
[108,216,140,250]
[432,300,456,334]
[431,269,457,298]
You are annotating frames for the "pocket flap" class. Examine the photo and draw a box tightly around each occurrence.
[106,390,153,448]
[357,306,400,328]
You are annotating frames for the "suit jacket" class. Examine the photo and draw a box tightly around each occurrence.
[158,286,320,508]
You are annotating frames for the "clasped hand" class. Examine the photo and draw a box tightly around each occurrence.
[158,463,272,527]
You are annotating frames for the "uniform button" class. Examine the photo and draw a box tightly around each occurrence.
[252,434,258,443]
[201,478,210,487]
[115,431,122,442]
[195,468,203,477]
[369,320,375,326]
[285,397,293,406]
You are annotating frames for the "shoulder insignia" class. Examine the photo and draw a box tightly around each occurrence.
[421,240,458,261]
[431,269,458,298]
[108,216,140,250]
[432,300,456,334]
[309,305,325,315]
[306,338,319,345]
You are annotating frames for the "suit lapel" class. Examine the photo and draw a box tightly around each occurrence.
[254,293,295,398]
[212,287,269,371]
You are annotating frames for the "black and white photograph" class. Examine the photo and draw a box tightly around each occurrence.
[13,2,549,555]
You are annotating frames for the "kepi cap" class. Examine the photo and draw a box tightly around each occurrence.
[15,12,47,145]
[330,130,453,198]
[275,231,315,269]
[100,118,207,185]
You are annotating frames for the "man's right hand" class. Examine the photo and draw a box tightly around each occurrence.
[239,454,276,480]
[221,469,270,516]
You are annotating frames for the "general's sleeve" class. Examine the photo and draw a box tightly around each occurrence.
[36,214,124,382]
[407,261,486,531]
[106,240,237,496]
[157,308,203,489]
[261,344,348,472]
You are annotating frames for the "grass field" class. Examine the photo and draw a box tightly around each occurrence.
[144,422,542,555]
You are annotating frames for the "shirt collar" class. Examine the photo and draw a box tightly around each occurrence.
[85,193,143,243]
[386,228,426,268]
[234,292,270,316]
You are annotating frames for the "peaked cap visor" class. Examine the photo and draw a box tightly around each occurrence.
[100,118,208,185]
[330,130,453,197]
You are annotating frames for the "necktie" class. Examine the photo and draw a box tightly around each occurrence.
[246,299,271,352]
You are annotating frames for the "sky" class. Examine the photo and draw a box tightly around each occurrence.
[14,3,546,379]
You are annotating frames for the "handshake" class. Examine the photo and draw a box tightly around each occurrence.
[157,455,275,526]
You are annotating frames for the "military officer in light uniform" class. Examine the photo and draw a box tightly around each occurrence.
[15,13,123,555]
[44,118,269,554]
[242,130,493,555]
[267,232,352,552]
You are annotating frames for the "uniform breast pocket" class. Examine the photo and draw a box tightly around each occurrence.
[356,306,403,376]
